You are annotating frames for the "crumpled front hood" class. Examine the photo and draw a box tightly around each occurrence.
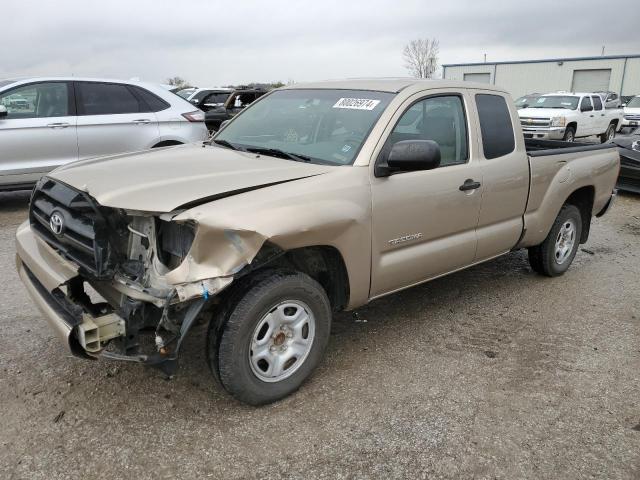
[49,144,334,212]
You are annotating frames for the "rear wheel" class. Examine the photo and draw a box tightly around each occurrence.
[563,126,576,142]
[600,123,616,143]
[208,270,331,405]
[528,204,582,277]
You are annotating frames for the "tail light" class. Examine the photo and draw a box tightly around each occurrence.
[182,111,205,122]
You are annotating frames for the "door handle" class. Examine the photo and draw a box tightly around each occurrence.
[47,122,70,128]
[459,179,481,191]
[132,119,151,124]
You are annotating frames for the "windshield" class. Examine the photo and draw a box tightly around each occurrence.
[0,79,19,89]
[515,95,538,108]
[214,89,395,165]
[627,96,640,108]
[528,96,579,110]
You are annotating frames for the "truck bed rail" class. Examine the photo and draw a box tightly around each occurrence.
[526,139,617,157]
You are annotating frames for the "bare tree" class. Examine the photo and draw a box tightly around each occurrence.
[165,76,192,89]
[403,38,440,79]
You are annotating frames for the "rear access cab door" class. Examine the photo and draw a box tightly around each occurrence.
[470,90,530,260]
[74,81,161,159]
[0,81,77,186]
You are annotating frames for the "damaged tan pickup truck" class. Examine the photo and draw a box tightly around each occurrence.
[16,79,619,405]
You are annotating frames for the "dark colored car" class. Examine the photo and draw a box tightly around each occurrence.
[611,128,640,193]
[204,88,267,131]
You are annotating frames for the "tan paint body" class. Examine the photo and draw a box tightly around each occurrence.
[15,80,619,344]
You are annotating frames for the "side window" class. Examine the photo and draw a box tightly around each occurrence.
[475,94,515,159]
[385,95,468,167]
[592,96,603,110]
[0,82,69,119]
[78,82,142,115]
[580,96,592,111]
[131,86,170,112]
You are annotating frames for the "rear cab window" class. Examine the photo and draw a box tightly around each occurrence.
[475,94,515,159]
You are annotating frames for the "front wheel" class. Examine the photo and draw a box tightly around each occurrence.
[563,126,576,142]
[208,270,331,405]
[600,123,616,143]
[528,204,582,277]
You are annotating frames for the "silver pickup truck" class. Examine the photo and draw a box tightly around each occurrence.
[15,79,619,405]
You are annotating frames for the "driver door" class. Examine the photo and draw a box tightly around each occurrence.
[370,91,482,298]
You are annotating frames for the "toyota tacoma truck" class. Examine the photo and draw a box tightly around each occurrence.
[518,91,624,143]
[16,79,619,405]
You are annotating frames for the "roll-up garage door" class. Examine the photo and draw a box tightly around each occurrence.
[571,69,611,92]
[463,73,491,84]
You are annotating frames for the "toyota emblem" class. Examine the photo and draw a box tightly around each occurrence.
[49,212,64,235]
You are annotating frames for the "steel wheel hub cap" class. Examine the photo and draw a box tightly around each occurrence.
[249,301,315,382]
[554,219,576,265]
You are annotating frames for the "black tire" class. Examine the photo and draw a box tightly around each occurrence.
[528,204,582,277]
[599,123,616,143]
[563,126,576,142]
[207,270,331,405]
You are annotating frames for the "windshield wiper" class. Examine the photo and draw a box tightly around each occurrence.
[245,147,312,163]
[210,139,243,151]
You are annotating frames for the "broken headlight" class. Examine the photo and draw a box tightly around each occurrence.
[156,220,196,270]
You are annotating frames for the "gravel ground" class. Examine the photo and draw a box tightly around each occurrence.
[0,189,638,480]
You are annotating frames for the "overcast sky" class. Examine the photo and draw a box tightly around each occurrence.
[3,0,639,87]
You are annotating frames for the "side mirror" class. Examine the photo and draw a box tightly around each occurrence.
[581,105,593,112]
[377,140,441,177]
[0,105,7,118]
[621,103,627,108]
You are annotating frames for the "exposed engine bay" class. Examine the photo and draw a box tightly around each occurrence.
[28,177,234,374]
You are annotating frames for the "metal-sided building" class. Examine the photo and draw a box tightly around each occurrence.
[442,54,640,99]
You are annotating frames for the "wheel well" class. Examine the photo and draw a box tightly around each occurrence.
[566,122,577,131]
[609,119,619,127]
[564,186,594,243]
[238,244,350,312]
[152,140,183,148]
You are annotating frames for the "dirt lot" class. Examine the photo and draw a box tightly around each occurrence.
[0,190,638,480]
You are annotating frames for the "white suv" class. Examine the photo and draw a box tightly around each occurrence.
[518,92,624,143]
[622,95,640,131]
[0,77,209,190]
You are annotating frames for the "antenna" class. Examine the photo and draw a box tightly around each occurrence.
[483,53,487,63]
[601,45,605,56]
